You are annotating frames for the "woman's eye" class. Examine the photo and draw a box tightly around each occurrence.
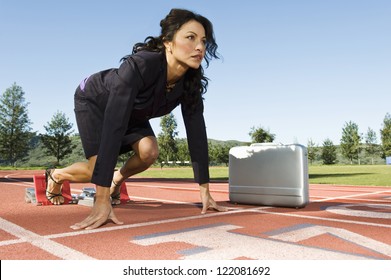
[187,35,195,40]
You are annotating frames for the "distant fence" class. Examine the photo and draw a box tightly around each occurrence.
[161,161,190,166]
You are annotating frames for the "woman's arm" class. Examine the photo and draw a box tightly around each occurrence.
[182,100,228,213]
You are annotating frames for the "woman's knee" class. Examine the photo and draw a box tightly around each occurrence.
[135,137,159,167]
[139,147,159,166]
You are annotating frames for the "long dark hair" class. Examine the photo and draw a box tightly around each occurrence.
[129,9,220,110]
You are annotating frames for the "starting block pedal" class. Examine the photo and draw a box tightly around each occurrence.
[78,182,130,207]
[32,174,74,206]
[77,187,96,207]
[25,187,37,204]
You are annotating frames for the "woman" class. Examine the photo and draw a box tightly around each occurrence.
[45,8,227,230]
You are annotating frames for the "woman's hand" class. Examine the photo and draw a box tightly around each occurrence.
[70,186,123,230]
[199,183,229,214]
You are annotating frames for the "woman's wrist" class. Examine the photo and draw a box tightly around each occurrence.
[95,185,111,202]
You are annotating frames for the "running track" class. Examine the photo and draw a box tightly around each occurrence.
[1,170,391,260]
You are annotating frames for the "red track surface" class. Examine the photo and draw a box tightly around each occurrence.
[1,170,391,260]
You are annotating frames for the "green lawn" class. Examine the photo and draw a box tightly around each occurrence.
[308,165,391,186]
[137,165,391,187]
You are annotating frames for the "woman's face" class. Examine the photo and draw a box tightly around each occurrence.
[165,20,206,70]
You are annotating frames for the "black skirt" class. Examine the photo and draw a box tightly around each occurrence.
[74,86,155,159]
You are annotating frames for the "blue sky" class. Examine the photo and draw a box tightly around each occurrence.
[1,0,390,145]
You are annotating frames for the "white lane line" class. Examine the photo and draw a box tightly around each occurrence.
[128,184,228,193]
[326,204,391,219]
[0,217,95,260]
[251,208,391,229]
[311,196,391,203]
[312,190,391,202]
[269,225,391,257]
[2,176,33,186]
[131,195,199,205]
[310,184,391,189]
[311,186,389,190]
[43,206,267,239]
[132,224,372,260]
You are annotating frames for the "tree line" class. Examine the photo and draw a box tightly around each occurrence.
[247,119,391,165]
[306,118,391,165]
[1,83,390,167]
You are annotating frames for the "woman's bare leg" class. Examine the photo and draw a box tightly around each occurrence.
[69,137,158,229]
[110,136,158,204]
[46,156,97,205]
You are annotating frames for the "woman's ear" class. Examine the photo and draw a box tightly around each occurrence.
[164,41,172,53]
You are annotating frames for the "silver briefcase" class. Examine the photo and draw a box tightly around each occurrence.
[229,143,309,208]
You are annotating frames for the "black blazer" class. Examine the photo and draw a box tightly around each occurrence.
[80,51,209,187]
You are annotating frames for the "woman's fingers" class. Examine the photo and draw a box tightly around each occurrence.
[70,200,122,230]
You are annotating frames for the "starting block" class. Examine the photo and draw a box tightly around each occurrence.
[31,175,74,205]
[28,175,130,206]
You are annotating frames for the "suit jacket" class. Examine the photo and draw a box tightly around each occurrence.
[79,50,209,187]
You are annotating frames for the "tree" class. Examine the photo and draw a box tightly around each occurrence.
[364,127,380,165]
[380,113,391,158]
[340,121,361,164]
[176,138,190,163]
[209,142,233,166]
[40,111,75,166]
[321,138,337,165]
[157,113,178,164]
[249,125,275,143]
[0,83,32,166]
[307,139,317,164]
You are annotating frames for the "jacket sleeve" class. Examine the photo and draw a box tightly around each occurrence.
[181,99,210,184]
[91,57,144,187]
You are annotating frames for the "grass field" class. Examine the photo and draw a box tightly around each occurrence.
[308,165,391,186]
[136,165,391,187]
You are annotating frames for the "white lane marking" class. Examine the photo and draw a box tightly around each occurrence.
[310,184,391,190]
[3,175,33,185]
[128,184,228,193]
[130,195,199,205]
[326,204,391,219]
[43,206,265,239]
[312,190,391,202]
[0,217,95,260]
[251,208,391,228]
[311,196,390,203]
[271,224,391,257]
[131,224,370,260]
